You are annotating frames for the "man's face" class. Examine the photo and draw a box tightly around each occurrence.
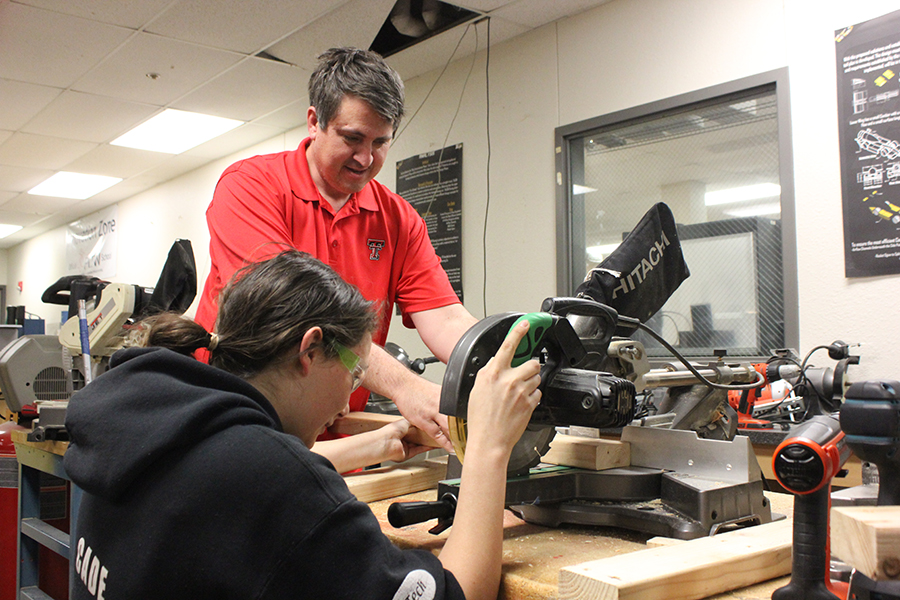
[307,95,394,205]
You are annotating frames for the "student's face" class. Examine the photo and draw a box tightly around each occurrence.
[306,95,393,204]
[305,333,372,446]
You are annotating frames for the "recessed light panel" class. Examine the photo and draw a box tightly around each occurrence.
[705,183,781,206]
[0,224,23,239]
[110,109,244,154]
[29,172,123,200]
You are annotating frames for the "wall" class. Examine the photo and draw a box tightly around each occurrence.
[5,0,900,383]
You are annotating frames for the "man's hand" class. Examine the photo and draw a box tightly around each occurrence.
[362,304,479,453]
[361,344,455,452]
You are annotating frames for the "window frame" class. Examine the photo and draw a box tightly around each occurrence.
[554,68,798,359]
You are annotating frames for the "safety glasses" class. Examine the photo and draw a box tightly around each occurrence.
[333,342,367,392]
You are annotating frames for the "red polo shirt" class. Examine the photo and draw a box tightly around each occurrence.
[196,138,459,411]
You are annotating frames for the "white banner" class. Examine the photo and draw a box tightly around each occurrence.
[66,205,118,278]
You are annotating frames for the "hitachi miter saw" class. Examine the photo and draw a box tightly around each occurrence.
[388,203,782,539]
[389,296,775,539]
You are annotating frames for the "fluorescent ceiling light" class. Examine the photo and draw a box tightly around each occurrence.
[573,184,598,195]
[111,108,244,154]
[586,242,620,263]
[29,172,122,200]
[705,183,781,206]
[724,202,781,218]
[0,224,23,239]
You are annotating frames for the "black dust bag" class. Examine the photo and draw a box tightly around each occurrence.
[575,202,689,329]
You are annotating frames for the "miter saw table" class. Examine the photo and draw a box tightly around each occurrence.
[437,426,775,540]
[389,297,780,540]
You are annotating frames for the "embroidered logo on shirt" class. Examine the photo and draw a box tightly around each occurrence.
[367,239,386,261]
[392,569,436,600]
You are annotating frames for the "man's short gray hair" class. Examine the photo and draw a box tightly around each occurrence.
[309,47,405,133]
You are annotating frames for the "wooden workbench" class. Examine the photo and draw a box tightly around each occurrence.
[368,489,794,600]
[11,428,796,599]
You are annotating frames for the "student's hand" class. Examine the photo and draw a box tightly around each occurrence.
[464,320,542,460]
[378,418,433,463]
[390,382,454,453]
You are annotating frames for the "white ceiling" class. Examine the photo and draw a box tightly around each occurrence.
[0,0,612,249]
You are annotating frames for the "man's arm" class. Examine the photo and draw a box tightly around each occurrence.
[409,303,479,362]
[358,304,478,452]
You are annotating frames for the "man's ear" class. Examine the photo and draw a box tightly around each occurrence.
[307,106,320,139]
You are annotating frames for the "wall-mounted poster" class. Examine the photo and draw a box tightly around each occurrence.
[396,144,463,301]
[836,9,900,277]
[66,205,118,279]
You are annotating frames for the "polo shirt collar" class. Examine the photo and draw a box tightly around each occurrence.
[293,137,380,214]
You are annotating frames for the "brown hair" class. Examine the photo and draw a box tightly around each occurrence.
[138,250,377,379]
[308,47,405,132]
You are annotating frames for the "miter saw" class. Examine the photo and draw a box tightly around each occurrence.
[0,239,196,440]
[389,296,781,540]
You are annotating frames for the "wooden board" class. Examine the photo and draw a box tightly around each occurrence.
[330,412,439,448]
[831,506,900,580]
[11,427,68,456]
[558,517,793,600]
[344,457,447,503]
[542,434,630,471]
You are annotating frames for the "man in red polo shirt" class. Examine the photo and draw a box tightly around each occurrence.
[196,48,477,450]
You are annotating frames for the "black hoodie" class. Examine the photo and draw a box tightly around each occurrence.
[64,347,463,600]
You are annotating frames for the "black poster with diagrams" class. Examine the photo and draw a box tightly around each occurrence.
[836,9,900,277]
[396,144,463,301]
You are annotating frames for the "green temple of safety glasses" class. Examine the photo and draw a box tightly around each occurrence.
[333,342,366,392]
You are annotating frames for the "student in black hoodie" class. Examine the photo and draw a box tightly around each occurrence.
[64,249,542,600]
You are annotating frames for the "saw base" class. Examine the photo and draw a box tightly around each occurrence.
[438,464,780,540]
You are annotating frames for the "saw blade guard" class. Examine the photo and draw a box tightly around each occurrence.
[441,308,636,473]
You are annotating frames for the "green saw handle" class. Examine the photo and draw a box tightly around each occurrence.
[509,313,552,367]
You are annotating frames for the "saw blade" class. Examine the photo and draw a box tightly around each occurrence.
[441,312,556,475]
[447,416,554,474]
[508,424,556,474]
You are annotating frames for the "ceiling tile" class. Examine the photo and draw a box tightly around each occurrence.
[87,179,157,204]
[173,57,307,122]
[63,145,170,179]
[0,133,97,170]
[146,0,350,54]
[252,100,308,131]
[22,91,159,143]
[0,79,63,131]
[0,213,61,248]
[452,1,513,11]
[14,0,175,29]
[71,32,244,106]
[184,123,284,159]
[491,0,611,27]
[0,206,51,226]
[137,154,213,182]
[0,164,56,193]
[101,154,212,195]
[0,2,133,88]
[5,192,79,215]
[264,0,397,71]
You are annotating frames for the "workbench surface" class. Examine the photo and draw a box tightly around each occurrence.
[369,490,793,600]
[12,429,794,599]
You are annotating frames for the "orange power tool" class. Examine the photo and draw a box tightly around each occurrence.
[771,415,851,600]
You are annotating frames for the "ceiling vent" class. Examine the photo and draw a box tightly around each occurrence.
[370,0,480,57]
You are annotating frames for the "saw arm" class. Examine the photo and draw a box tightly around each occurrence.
[441,297,765,475]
